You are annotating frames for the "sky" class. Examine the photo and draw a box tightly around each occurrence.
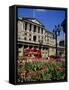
[17,8,65,41]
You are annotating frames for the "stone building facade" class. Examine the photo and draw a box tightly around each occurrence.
[17,17,56,58]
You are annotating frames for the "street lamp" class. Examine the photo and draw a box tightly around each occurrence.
[38,39,43,49]
[53,24,61,57]
[38,39,43,58]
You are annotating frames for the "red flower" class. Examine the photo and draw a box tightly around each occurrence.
[20,71,27,79]
[57,67,65,72]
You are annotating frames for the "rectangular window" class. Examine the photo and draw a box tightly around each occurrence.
[25,22,27,30]
[29,34,31,37]
[24,37,27,40]
[34,25,36,32]
[41,28,43,34]
[38,27,40,33]
[24,32,27,36]
[29,38,31,41]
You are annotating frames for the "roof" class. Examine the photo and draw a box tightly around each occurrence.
[18,17,45,28]
[18,17,54,35]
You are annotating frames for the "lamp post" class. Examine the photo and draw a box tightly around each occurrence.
[38,39,43,58]
[39,40,43,49]
[53,25,61,57]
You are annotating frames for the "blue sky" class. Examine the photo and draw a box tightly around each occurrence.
[17,8,65,41]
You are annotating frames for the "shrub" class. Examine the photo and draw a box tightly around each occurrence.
[17,60,65,82]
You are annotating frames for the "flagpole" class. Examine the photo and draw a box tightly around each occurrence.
[33,9,35,18]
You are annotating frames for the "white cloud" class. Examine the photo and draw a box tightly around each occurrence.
[36,9,46,12]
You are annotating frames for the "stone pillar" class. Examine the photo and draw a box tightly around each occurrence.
[22,46,24,57]
[36,36,38,42]
[40,28,41,34]
[22,22,24,31]
[49,48,56,56]
[43,29,45,34]
[27,33,29,41]
[36,26,38,33]
[46,48,48,58]
[31,24,34,33]
[23,22,25,31]
[36,28,38,42]
[36,26,38,42]
[41,47,43,58]
[40,28,42,42]
[46,36,47,44]
[31,25,34,42]
[31,34,33,41]
[18,46,24,57]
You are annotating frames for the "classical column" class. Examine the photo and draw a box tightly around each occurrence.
[31,24,34,33]
[22,22,24,31]
[31,34,33,41]
[36,26,38,42]
[31,24,34,42]
[27,33,29,41]
[40,27,41,34]
[43,29,45,34]
[23,22,25,31]
[22,46,24,57]
[19,46,24,57]
[36,26,38,33]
